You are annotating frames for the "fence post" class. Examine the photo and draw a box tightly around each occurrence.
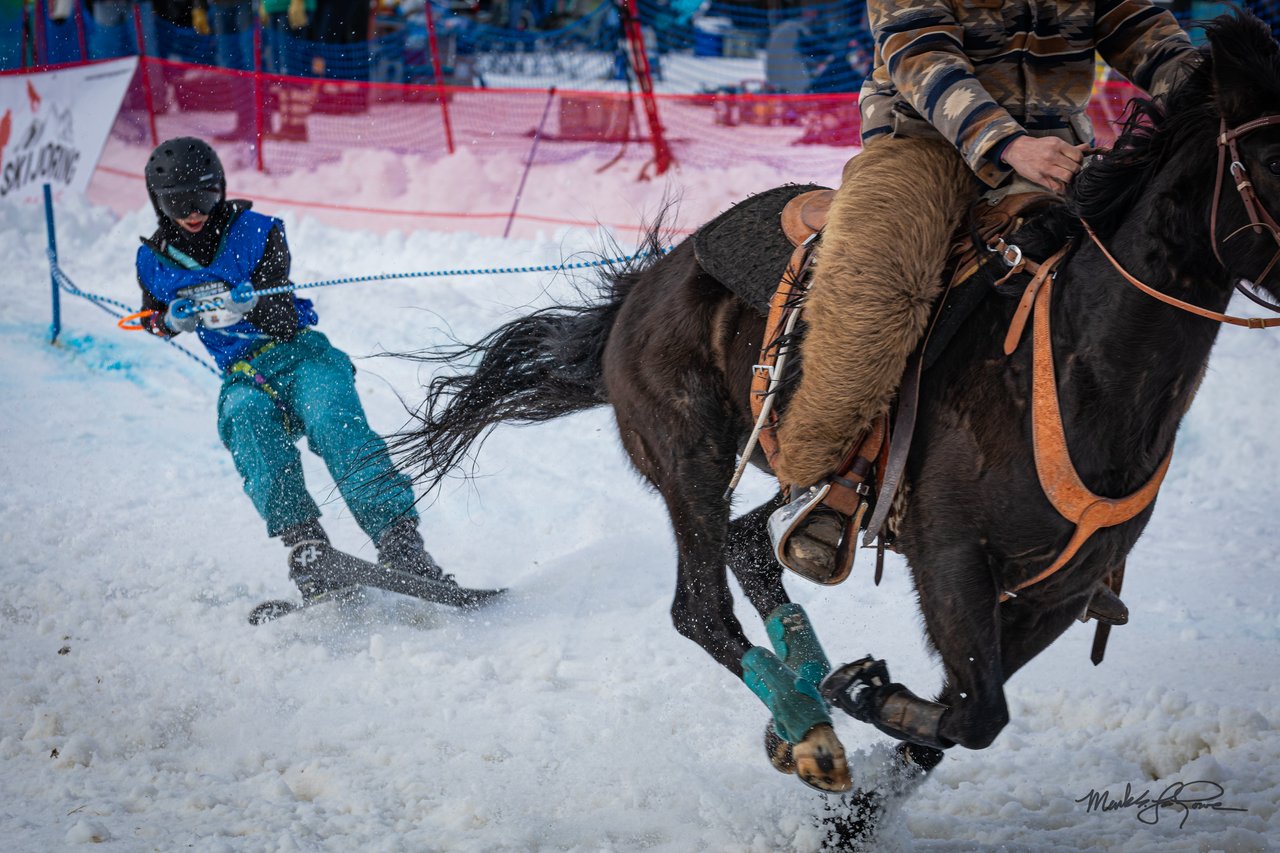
[253,22,265,172]
[504,86,555,239]
[75,0,88,61]
[44,184,62,344]
[34,0,48,65]
[133,5,159,147]
[424,3,454,154]
[20,0,30,68]
[621,0,672,175]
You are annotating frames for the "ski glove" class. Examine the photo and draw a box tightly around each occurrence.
[224,282,260,315]
[165,298,200,333]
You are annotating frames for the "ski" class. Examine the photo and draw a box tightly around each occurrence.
[247,586,365,625]
[248,544,505,625]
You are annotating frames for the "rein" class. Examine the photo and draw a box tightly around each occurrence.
[1082,113,1280,327]
[1082,220,1280,328]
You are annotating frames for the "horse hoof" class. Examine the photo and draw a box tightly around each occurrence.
[783,509,844,584]
[764,723,796,774]
[793,723,852,792]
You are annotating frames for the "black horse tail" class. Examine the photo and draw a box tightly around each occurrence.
[396,228,668,493]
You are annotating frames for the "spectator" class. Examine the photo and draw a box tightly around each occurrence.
[193,0,254,71]
[261,0,317,141]
[152,0,196,59]
[764,6,820,94]
[309,0,371,43]
[261,0,313,74]
[89,0,159,59]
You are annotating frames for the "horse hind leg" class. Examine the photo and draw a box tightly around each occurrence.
[665,471,848,792]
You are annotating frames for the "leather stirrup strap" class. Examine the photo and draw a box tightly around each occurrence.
[751,241,817,470]
[1090,560,1125,666]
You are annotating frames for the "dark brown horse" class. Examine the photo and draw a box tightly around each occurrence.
[399,12,1280,816]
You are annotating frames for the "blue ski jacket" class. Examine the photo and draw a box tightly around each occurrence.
[136,208,317,370]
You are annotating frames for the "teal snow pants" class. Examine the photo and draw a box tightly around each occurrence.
[216,330,418,539]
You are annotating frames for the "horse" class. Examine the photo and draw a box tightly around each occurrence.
[398,12,1280,812]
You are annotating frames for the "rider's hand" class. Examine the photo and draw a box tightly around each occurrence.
[164,298,200,334]
[192,6,210,36]
[288,0,308,30]
[224,282,260,315]
[1000,136,1088,194]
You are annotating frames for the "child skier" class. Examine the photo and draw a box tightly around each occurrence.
[135,136,481,610]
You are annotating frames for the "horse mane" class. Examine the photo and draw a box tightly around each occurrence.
[1070,12,1280,239]
[1067,59,1214,238]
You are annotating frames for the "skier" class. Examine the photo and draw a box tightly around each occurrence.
[135,136,473,608]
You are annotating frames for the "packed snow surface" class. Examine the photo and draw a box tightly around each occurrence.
[1,152,1278,852]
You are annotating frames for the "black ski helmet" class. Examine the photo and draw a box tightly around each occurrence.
[145,137,226,221]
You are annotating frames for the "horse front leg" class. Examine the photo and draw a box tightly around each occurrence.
[725,494,788,616]
[823,544,1008,753]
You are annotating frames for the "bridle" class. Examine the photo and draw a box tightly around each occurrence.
[1213,115,1280,307]
[1085,113,1280,327]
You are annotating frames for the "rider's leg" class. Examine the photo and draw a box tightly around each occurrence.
[274,332,420,545]
[216,377,320,537]
[770,136,977,578]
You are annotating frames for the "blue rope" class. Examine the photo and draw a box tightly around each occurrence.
[50,255,222,377]
[184,247,671,313]
[48,245,670,378]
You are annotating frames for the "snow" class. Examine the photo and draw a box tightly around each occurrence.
[1,150,1279,852]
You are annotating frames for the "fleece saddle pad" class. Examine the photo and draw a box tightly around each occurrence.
[692,183,827,315]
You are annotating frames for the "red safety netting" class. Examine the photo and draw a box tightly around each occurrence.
[87,58,1143,238]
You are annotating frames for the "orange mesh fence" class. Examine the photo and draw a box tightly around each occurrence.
[90,57,1142,238]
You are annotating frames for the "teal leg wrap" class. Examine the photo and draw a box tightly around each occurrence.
[742,646,832,744]
[765,602,832,688]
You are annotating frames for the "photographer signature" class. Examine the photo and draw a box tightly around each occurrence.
[1076,780,1247,828]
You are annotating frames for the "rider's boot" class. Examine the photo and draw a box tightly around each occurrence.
[376,518,472,603]
[280,519,360,604]
[768,484,847,583]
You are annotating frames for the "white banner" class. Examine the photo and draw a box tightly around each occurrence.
[0,57,138,203]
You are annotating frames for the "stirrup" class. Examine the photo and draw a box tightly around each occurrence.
[768,484,864,585]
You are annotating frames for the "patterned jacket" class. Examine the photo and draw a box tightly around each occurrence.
[859,0,1197,187]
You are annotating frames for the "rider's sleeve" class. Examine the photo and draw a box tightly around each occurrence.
[1095,0,1198,100]
[244,221,301,340]
[135,239,178,339]
[867,0,1025,187]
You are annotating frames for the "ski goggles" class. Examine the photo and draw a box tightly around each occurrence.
[155,183,222,220]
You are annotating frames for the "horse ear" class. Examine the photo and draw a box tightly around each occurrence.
[1208,12,1280,124]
